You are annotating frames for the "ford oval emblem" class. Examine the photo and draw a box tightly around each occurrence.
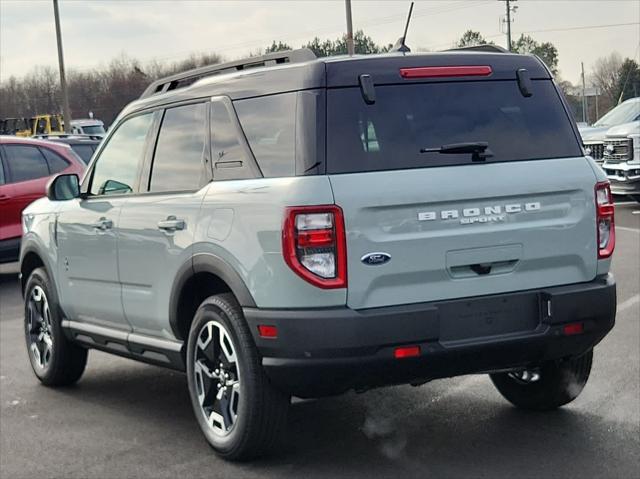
[361,252,391,266]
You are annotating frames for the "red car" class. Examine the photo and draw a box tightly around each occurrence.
[0,136,85,263]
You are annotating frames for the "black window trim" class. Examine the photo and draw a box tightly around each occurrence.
[210,95,263,182]
[0,146,7,185]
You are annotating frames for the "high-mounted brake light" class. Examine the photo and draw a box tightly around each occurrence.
[399,65,492,79]
[595,182,615,259]
[282,205,347,289]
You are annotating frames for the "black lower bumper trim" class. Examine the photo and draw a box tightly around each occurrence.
[0,237,20,264]
[244,275,616,398]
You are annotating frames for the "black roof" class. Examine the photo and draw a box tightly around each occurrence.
[120,49,550,119]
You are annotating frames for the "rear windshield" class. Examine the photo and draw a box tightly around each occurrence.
[327,80,582,173]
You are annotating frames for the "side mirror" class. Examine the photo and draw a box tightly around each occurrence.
[46,174,80,201]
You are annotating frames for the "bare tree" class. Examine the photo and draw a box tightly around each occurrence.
[590,53,624,108]
[0,51,223,126]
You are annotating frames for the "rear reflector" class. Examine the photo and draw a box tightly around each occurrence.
[258,325,278,339]
[394,345,420,359]
[563,322,584,336]
[400,66,492,79]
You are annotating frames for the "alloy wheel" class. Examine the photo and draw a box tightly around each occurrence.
[26,286,53,369]
[193,320,241,437]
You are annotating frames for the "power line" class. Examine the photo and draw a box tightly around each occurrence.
[519,21,639,35]
[72,0,493,72]
[423,21,640,50]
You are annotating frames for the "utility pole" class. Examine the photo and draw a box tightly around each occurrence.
[581,62,588,124]
[53,0,72,132]
[345,0,355,56]
[499,0,517,51]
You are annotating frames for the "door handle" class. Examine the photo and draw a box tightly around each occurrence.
[0,194,9,202]
[91,217,113,231]
[157,216,185,232]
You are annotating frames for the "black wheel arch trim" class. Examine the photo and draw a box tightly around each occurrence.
[169,252,257,339]
[19,241,59,298]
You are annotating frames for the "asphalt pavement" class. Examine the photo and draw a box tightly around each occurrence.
[1,203,639,479]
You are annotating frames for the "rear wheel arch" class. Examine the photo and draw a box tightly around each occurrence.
[170,253,256,341]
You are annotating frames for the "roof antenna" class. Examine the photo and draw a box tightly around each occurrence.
[391,2,414,53]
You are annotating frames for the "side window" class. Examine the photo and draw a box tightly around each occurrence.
[0,157,5,185]
[40,148,70,174]
[149,103,207,192]
[4,145,49,183]
[210,99,255,181]
[90,113,153,196]
[70,144,94,164]
[234,92,296,178]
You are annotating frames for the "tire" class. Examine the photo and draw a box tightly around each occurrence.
[24,267,87,386]
[186,293,289,461]
[490,350,593,411]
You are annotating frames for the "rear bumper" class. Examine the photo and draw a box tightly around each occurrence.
[244,275,616,398]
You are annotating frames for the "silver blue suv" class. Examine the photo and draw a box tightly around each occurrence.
[20,48,617,460]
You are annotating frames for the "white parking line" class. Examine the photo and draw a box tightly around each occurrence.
[618,294,640,313]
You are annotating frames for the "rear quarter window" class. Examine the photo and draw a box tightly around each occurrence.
[327,80,582,173]
[234,93,296,178]
[40,148,70,174]
[71,144,96,164]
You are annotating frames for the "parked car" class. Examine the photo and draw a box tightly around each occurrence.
[32,134,102,164]
[579,98,640,201]
[70,119,106,138]
[19,48,616,460]
[0,136,85,263]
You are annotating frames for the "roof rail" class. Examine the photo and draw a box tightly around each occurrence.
[445,45,508,53]
[139,48,317,99]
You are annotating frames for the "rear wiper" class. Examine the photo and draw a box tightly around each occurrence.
[420,142,493,162]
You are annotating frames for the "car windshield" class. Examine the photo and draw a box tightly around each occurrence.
[594,100,640,127]
[81,125,105,134]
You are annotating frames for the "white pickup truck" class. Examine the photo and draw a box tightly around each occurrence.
[69,118,106,137]
[580,97,640,202]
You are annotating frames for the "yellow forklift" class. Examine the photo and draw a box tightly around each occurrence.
[13,114,65,137]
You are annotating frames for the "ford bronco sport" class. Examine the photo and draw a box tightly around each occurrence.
[20,48,616,460]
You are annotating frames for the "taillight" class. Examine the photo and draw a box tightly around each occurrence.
[595,181,615,259]
[282,205,347,289]
[399,65,492,79]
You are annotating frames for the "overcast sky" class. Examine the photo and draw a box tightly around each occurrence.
[1,0,638,85]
